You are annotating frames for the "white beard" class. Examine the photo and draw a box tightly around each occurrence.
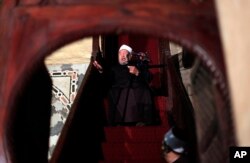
[119,58,128,65]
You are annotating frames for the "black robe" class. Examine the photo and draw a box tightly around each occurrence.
[105,64,155,125]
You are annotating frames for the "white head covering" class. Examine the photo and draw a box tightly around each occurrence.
[119,44,132,53]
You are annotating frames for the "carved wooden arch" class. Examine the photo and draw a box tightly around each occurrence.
[0,0,234,162]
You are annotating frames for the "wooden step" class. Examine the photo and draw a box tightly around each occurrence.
[99,158,166,163]
[101,142,164,160]
[103,126,169,143]
[100,96,170,162]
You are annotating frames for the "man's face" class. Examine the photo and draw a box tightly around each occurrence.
[118,49,129,65]
[163,151,181,163]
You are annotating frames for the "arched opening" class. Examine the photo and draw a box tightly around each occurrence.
[44,34,198,163]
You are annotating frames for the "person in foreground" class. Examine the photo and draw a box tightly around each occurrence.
[93,44,157,126]
[162,127,191,163]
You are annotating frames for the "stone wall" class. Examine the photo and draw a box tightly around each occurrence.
[45,37,92,158]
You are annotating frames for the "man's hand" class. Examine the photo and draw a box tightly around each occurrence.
[93,60,103,73]
[127,66,139,76]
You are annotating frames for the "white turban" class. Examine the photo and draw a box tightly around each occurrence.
[119,44,132,53]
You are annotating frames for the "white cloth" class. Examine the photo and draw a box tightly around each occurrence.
[119,44,132,53]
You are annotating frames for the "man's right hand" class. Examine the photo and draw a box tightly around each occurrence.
[93,60,103,73]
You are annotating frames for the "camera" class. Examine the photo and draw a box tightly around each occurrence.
[127,52,150,68]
